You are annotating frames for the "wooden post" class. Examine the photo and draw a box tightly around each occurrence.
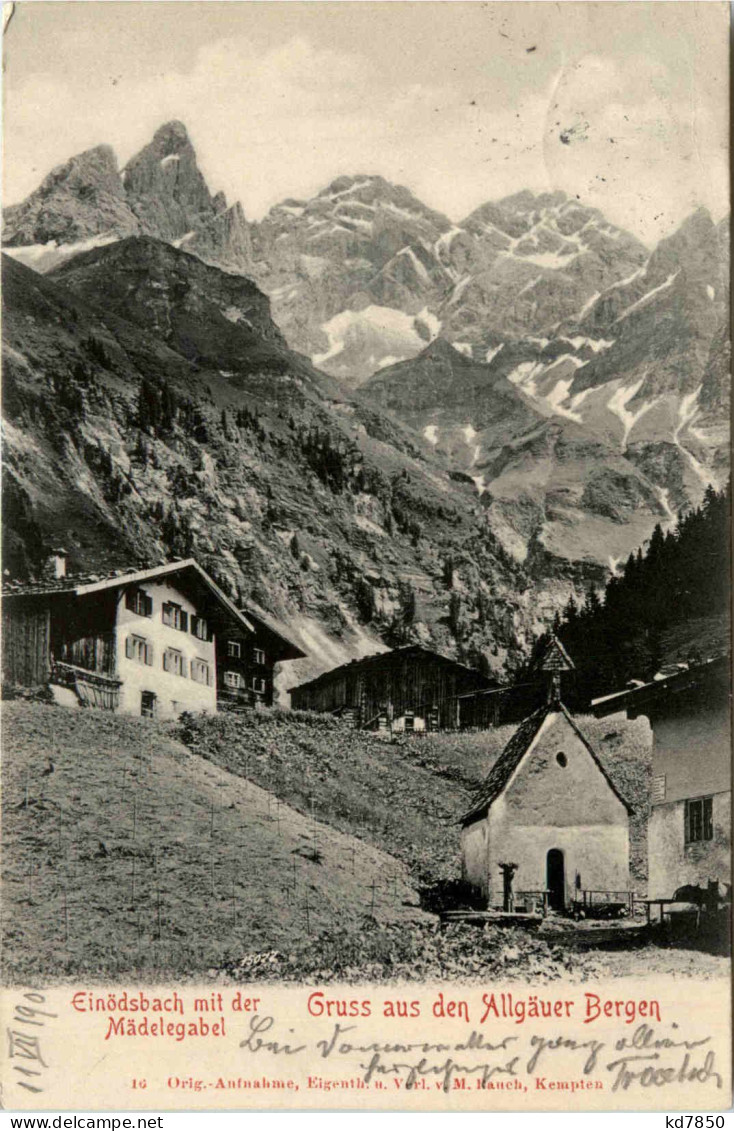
[232,880,237,929]
[370,878,376,916]
[63,885,69,945]
[133,793,138,841]
[210,800,215,838]
[131,857,136,906]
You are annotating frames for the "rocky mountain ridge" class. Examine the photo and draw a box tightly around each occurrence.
[4,238,590,693]
[3,120,729,593]
[4,121,253,277]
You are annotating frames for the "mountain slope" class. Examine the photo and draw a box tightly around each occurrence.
[361,207,729,568]
[1,701,428,981]
[2,121,729,625]
[3,243,564,689]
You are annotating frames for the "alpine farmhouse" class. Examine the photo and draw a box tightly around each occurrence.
[2,555,304,718]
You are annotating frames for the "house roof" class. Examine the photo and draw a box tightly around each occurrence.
[591,653,730,719]
[289,644,497,695]
[460,701,633,826]
[2,558,305,660]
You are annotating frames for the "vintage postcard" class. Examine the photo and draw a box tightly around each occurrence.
[1,0,730,1115]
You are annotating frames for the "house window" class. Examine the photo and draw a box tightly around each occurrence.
[125,588,153,617]
[163,648,187,677]
[227,641,241,659]
[252,676,266,694]
[685,797,714,844]
[162,602,188,632]
[224,671,244,689]
[125,634,153,666]
[141,691,157,718]
[253,648,266,666]
[191,615,210,642]
[404,712,415,733]
[191,658,212,686]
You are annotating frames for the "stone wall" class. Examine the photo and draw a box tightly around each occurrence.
[648,789,731,898]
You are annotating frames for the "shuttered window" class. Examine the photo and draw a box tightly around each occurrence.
[125,588,153,617]
[227,641,241,659]
[191,615,211,641]
[224,671,244,689]
[162,602,188,632]
[252,677,266,694]
[125,635,153,665]
[163,648,187,677]
[253,648,266,666]
[191,658,212,685]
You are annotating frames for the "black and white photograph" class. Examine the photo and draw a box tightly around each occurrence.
[1,0,730,1114]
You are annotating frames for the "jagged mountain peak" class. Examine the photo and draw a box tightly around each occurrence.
[3,143,137,249]
[495,188,569,212]
[122,121,214,241]
[147,119,192,152]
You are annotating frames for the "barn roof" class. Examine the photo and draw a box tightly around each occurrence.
[460,701,633,825]
[591,653,729,719]
[2,558,305,660]
[289,644,497,695]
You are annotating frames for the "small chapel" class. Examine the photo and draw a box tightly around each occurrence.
[459,637,632,912]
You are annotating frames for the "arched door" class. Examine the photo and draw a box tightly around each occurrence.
[546,849,565,911]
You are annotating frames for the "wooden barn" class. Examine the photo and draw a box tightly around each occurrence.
[289,645,499,732]
[593,652,730,901]
[2,554,304,718]
[461,639,632,912]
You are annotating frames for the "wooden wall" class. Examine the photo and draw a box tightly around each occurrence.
[2,601,52,686]
[291,653,492,730]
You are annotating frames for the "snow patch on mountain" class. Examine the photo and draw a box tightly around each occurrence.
[423,425,439,445]
[673,385,712,490]
[312,304,438,373]
[3,234,119,273]
[615,272,679,322]
[486,343,504,364]
[397,246,430,283]
[606,379,656,449]
[546,379,583,422]
[560,336,615,353]
[448,275,472,306]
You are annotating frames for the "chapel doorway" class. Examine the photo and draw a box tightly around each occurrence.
[546,848,565,911]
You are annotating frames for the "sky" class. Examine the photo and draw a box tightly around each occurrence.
[3,2,729,246]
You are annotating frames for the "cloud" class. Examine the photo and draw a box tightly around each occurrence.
[4,33,728,244]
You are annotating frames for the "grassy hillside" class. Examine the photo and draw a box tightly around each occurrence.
[3,701,722,985]
[1,702,428,983]
[179,708,652,889]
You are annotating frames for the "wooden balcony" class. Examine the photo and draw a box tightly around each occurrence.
[50,660,122,711]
